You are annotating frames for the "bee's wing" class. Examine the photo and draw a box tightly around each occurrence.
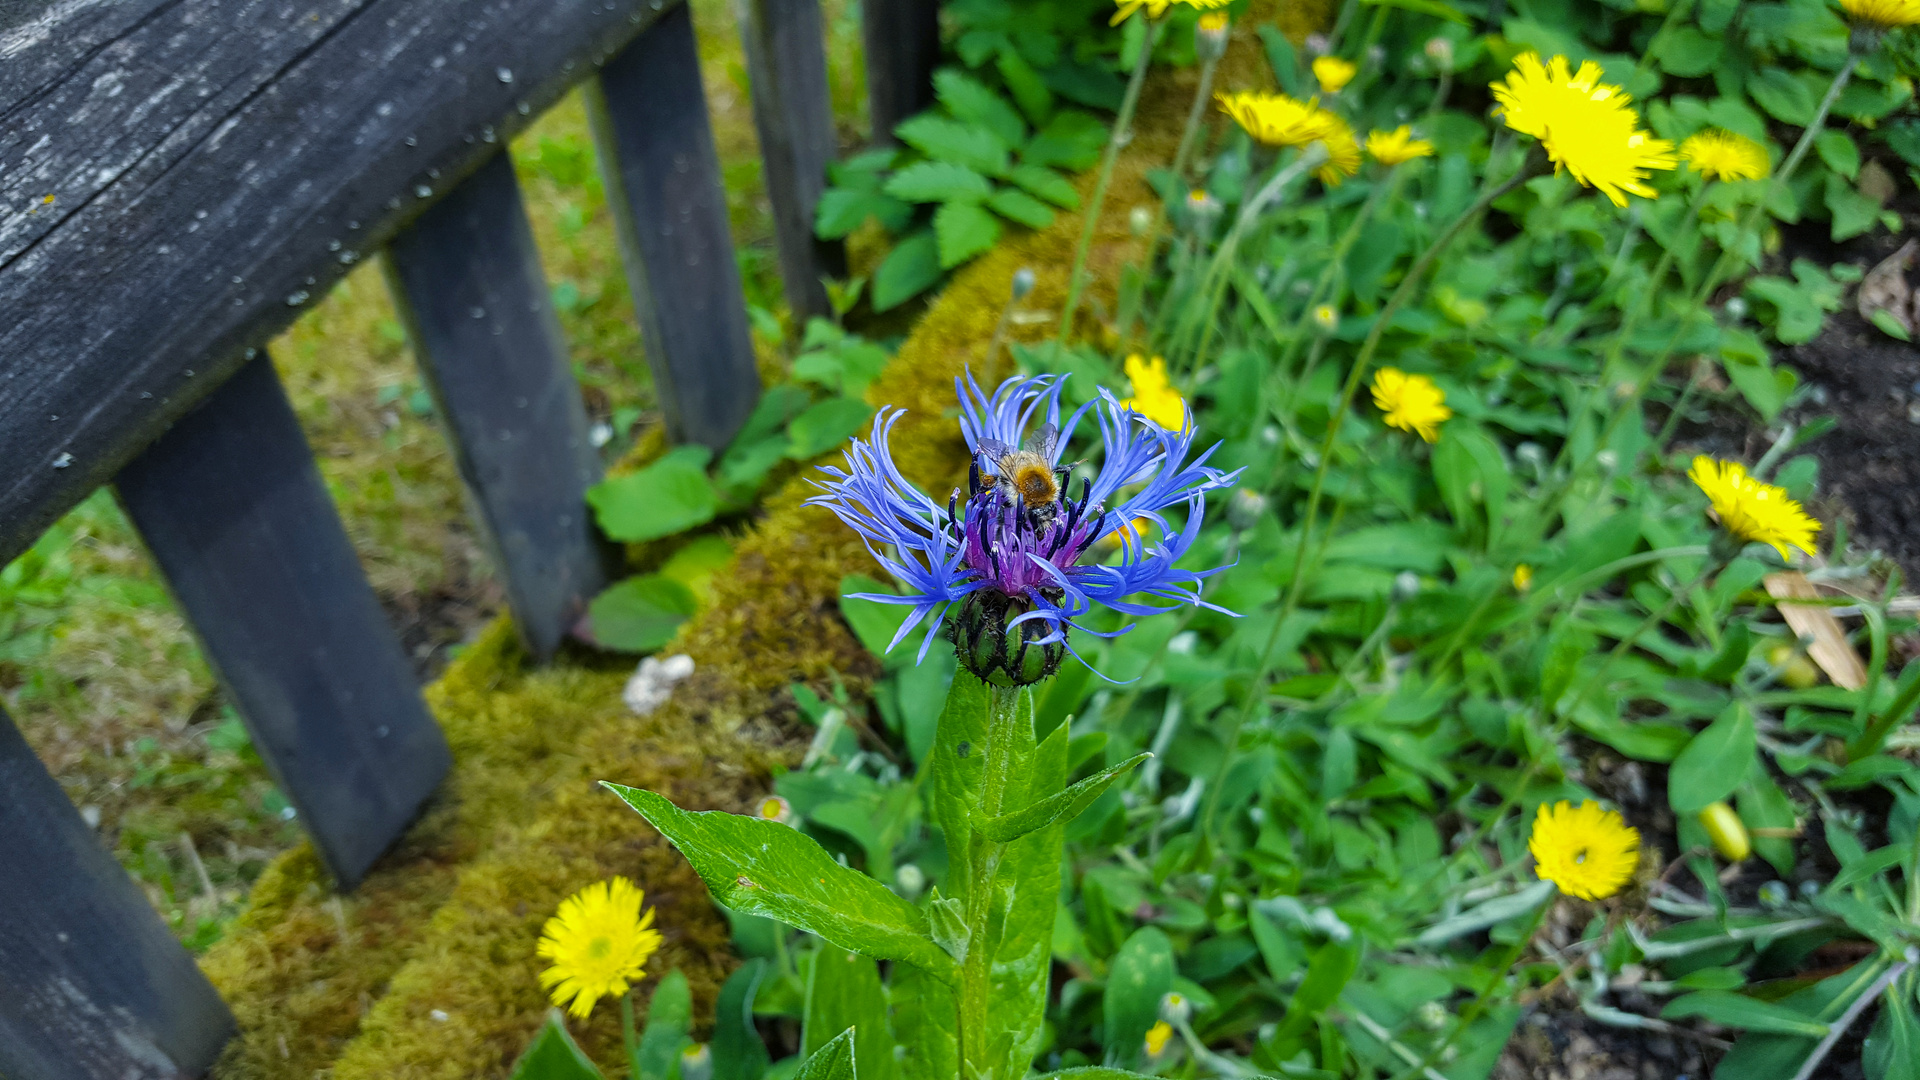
[1024,423,1060,462]
[977,438,1018,462]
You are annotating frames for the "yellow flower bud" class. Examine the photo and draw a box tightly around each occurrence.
[1144,1020,1174,1058]
[1512,564,1533,592]
[1698,801,1751,862]
[1766,643,1821,689]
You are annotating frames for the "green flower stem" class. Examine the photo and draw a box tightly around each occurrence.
[1199,155,1538,839]
[958,682,1022,1080]
[1388,889,1554,1080]
[1060,19,1164,343]
[1270,164,1410,381]
[623,993,643,1079]
[1174,143,1330,374]
[1117,39,1225,352]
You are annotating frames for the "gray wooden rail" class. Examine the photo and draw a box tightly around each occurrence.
[0,0,938,1071]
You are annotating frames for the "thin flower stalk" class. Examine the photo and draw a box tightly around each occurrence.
[1060,21,1166,343]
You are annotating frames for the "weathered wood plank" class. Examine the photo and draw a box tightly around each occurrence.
[385,151,617,661]
[115,354,450,889]
[0,703,233,1080]
[0,0,682,567]
[860,0,940,142]
[588,3,762,449]
[739,0,846,321]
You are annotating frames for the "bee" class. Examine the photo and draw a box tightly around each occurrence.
[974,424,1073,526]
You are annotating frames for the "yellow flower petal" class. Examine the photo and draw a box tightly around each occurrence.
[1121,354,1190,430]
[1490,53,1676,207]
[1529,800,1640,900]
[1313,55,1357,93]
[537,877,664,1019]
[1371,367,1451,442]
[1215,91,1361,185]
[1839,0,1920,28]
[1688,456,1821,560]
[1680,128,1770,182]
[1366,125,1435,166]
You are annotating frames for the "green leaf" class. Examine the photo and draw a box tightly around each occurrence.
[636,972,692,1080]
[1007,164,1079,209]
[985,188,1056,229]
[587,447,719,542]
[1022,110,1108,171]
[1826,171,1883,241]
[1662,991,1830,1037]
[713,960,771,1080]
[1103,927,1176,1067]
[1870,307,1912,341]
[1749,68,1818,125]
[794,1029,858,1080]
[928,670,996,907]
[587,575,698,652]
[1668,702,1758,813]
[1738,765,1798,875]
[1275,941,1361,1044]
[1361,0,1469,23]
[1863,973,1920,1080]
[891,961,959,1080]
[816,189,914,239]
[883,161,993,204]
[871,231,943,311]
[1655,26,1723,77]
[1817,130,1862,179]
[987,718,1071,1080]
[786,398,875,460]
[894,115,1010,176]
[972,752,1149,841]
[804,945,892,1080]
[934,68,1027,147]
[933,201,1001,268]
[511,1011,608,1080]
[839,574,912,657]
[602,784,958,979]
[996,49,1054,125]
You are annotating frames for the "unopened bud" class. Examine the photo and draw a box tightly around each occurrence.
[1392,571,1421,602]
[1699,801,1751,862]
[1159,991,1194,1024]
[1196,12,1229,60]
[1416,1001,1449,1030]
[1186,188,1222,219]
[1596,449,1619,471]
[1757,880,1790,908]
[894,863,927,898]
[1424,36,1454,70]
[1724,296,1748,320]
[680,1045,714,1080]
[1227,488,1267,532]
[1129,205,1154,236]
[1304,32,1330,56]
[954,590,1065,686]
[1011,267,1035,301]
[1312,304,1338,332]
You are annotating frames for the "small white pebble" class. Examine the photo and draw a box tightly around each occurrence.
[430,1009,449,1022]
[624,654,696,715]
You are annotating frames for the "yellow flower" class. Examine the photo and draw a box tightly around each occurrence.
[536,877,664,1019]
[1104,516,1154,549]
[1313,55,1357,93]
[1313,304,1339,331]
[1366,125,1435,166]
[1111,0,1230,25]
[1490,53,1677,207]
[1121,354,1189,430]
[1680,129,1770,182]
[1512,564,1533,591]
[1839,0,1920,27]
[756,795,794,824]
[1371,367,1451,442]
[1529,800,1641,901]
[1144,1021,1175,1058]
[1688,456,1821,560]
[1215,91,1361,185]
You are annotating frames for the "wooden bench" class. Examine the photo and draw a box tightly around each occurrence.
[0,0,934,1072]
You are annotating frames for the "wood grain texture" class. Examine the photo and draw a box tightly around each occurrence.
[0,0,680,567]
[739,0,846,321]
[0,703,233,1080]
[588,3,762,450]
[859,0,939,142]
[385,151,618,662]
[115,354,450,889]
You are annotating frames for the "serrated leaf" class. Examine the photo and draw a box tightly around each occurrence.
[587,574,698,652]
[510,1011,607,1080]
[826,149,899,191]
[787,398,875,460]
[883,160,993,204]
[934,201,1000,268]
[895,114,1010,176]
[872,231,943,311]
[934,68,1027,147]
[996,49,1054,124]
[986,187,1056,228]
[603,784,958,980]
[1008,163,1080,208]
[587,446,718,542]
[1022,110,1109,170]
[972,752,1148,841]
[817,188,913,239]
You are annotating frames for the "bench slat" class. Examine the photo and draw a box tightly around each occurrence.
[0,704,233,1080]
[115,354,450,889]
[588,3,762,450]
[386,151,617,661]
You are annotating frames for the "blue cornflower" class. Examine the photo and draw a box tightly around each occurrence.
[809,372,1240,685]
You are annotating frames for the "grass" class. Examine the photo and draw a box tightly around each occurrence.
[0,0,866,953]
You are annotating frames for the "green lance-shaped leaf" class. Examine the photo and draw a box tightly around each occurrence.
[1103,928,1175,1068]
[713,960,772,1080]
[1035,1071,1164,1080]
[510,1010,608,1080]
[794,1028,858,1080]
[987,717,1072,1080]
[891,960,959,1080]
[971,752,1150,843]
[635,971,692,1080]
[805,943,894,1080]
[604,784,958,980]
[1668,702,1758,813]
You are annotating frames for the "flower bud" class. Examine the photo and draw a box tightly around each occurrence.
[954,589,1066,686]
[1011,267,1036,301]
[1767,643,1821,688]
[1312,304,1339,332]
[1758,880,1790,908]
[1186,188,1222,221]
[1424,36,1454,70]
[1195,12,1229,60]
[1512,564,1533,592]
[1416,1001,1449,1030]
[1227,488,1267,532]
[755,794,795,825]
[1392,571,1421,602]
[1129,205,1154,236]
[1159,991,1193,1024]
[894,863,927,898]
[681,1045,714,1080]
[1699,801,1751,861]
[1304,32,1330,56]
